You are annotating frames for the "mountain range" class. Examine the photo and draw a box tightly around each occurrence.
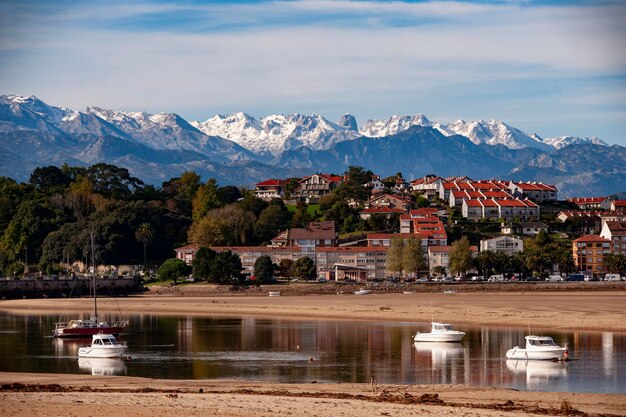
[0,94,623,198]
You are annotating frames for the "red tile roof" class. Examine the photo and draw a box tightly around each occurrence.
[572,234,610,243]
[255,178,287,187]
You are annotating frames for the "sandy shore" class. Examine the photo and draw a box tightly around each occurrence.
[2,372,625,417]
[1,290,625,331]
[1,291,625,416]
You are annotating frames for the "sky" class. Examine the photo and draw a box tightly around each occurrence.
[1,0,625,145]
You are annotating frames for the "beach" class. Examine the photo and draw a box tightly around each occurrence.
[1,289,625,416]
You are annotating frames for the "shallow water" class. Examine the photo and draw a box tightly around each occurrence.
[0,313,624,393]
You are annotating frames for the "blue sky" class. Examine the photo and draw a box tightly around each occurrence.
[1,0,625,144]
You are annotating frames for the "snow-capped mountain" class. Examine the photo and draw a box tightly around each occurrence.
[359,114,554,151]
[359,114,433,137]
[191,112,359,156]
[542,135,608,149]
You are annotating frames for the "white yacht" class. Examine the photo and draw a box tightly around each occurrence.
[505,335,568,360]
[413,322,465,342]
[77,334,127,358]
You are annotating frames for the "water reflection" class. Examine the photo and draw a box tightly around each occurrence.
[0,313,623,394]
[506,360,568,390]
[78,358,127,376]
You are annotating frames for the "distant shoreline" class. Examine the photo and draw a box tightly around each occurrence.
[2,290,625,332]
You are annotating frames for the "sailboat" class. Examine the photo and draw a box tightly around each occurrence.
[52,233,129,338]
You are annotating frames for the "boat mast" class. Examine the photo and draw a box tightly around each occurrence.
[91,232,97,319]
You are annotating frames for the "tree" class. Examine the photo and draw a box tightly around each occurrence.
[192,178,222,221]
[161,171,201,214]
[386,237,405,278]
[210,250,242,283]
[449,236,473,277]
[293,256,316,282]
[254,255,274,284]
[604,253,626,274]
[157,258,191,284]
[217,185,242,205]
[192,246,216,280]
[474,250,495,277]
[253,202,291,244]
[85,163,144,199]
[283,178,301,199]
[403,237,426,278]
[433,265,446,277]
[334,166,373,204]
[29,166,71,193]
[135,223,155,265]
[278,259,294,278]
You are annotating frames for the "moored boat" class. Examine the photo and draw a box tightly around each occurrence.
[413,322,465,342]
[53,233,129,338]
[505,335,568,360]
[77,334,127,358]
[353,289,371,295]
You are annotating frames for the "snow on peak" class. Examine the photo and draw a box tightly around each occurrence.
[542,136,608,149]
[192,112,359,155]
[359,114,432,137]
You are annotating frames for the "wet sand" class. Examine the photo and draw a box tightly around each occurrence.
[1,290,625,416]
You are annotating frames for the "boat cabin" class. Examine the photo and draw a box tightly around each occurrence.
[432,323,454,331]
[92,335,121,346]
[525,336,558,347]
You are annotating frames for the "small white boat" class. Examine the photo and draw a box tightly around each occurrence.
[268,291,280,297]
[77,334,127,358]
[413,322,465,342]
[354,289,371,295]
[505,335,568,360]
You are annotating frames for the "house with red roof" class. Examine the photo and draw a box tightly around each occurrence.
[254,178,289,201]
[297,174,342,200]
[461,198,540,221]
[567,197,610,210]
[508,181,557,202]
[610,200,626,212]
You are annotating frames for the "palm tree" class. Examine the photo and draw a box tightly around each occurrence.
[135,223,155,265]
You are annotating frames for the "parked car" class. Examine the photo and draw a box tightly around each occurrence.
[546,274,564,282]
[470,276,484,282]
[604,273,622,281]
[488,275,504,282]
[565,274,584,282]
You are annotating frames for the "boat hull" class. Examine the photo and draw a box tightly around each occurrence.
[505,347,567,360]
[53,325,127,338]
[78,345,127,358]
[413,331,465,343]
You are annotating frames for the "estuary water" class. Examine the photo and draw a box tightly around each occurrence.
[0,313,624,394]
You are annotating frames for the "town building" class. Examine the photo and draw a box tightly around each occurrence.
[567,197,610,210]
[254,178,289,201]
[500,222,549,236]
[479,236,524,256]
[297,174,342,200]
[508,181,558,202]
[174,244,200,265]
[427,245,478,276]
[462,199,540,221]
[599,221,626,255]
[316,247,388,281]
[572,234,611,277]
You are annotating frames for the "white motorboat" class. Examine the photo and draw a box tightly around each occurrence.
[505,335,568,360]
[268,291,280,297]
[354,289,371,295]
[77,334,127,358]
[413,322,465,342]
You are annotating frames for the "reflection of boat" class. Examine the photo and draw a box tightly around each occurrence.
[53,233,129,338]
[268,291,280,297]
[78,334,127,358]
[505,336,568,360]
[78,357,127,376]
[354,289,371,295]
[413,322,465,342]
[506,359,568,389]
[413,342,465,371]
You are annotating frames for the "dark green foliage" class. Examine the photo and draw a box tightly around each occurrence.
[333,166,372,204]
[29,166,72,194]
[217,185,242,205]
[253,201,292,244]
[293,256,316,281]
[192,246,216,279]
[85,163,145,199]
[210,250,243,284]
[254,255,274,284]
[157,258,191,283]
